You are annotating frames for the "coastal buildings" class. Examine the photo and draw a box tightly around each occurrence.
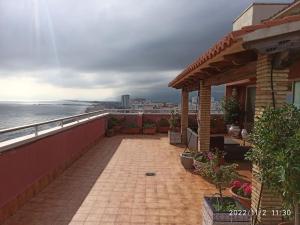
[130,98,178,111]
[121,94,130,108]
[187,96,222,114]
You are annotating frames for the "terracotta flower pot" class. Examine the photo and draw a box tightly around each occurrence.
[229,187,251,209]
[113,125,122,133]
[158,127,169,133]
[143,127,156,135]
[122,127,140,134]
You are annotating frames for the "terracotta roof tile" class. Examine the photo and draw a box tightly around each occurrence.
[169,14,300,87]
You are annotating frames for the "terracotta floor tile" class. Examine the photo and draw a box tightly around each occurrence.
[3,135,251,225]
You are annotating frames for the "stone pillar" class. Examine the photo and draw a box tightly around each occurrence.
[181,88,189,144]
[198,80,211,152]
[252,54,289,225]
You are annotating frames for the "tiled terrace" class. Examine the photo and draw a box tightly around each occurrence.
[3,134,251,225]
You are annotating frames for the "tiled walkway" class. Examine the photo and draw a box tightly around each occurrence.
[4,135,251,225]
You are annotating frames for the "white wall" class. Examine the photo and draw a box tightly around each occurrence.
[233,4,289,31]
[233,6,254,31]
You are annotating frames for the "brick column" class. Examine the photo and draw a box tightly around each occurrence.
[252,54,289,225]
[198,81,211,152]
[181,88,189,144]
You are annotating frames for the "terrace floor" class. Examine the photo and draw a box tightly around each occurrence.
[3,134,251,225]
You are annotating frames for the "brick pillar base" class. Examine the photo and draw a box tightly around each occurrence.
[252,54,289,225]
[181,88,189,144]
[198,81,211,152]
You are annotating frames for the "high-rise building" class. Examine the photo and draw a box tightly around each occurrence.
[121,95,130,108]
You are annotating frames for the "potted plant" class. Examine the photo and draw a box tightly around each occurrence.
[122,122,140,134]
[158,118,169,133]
[143,120,157,134]
[180,149,195,170]
[168,110,181,144]
[230,180,251,208]
[194,149,225,174]
[106,117,119,137]
[193,151,213,172]
[246,105,300,225]
[112,117,122,133]
[201,151,250,224]
[221,96,241,136]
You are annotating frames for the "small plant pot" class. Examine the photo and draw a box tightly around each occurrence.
[180,153,194,170]
[106,129,114,137]
[202,197,250,225]
[143,127,156,135]
[113,125,122,133]
[122,127,140,134]
[229,187,251,209]
[168,130,181,144]
[158,127,169,133]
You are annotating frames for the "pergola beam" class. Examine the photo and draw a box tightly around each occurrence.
[203,61,256,86]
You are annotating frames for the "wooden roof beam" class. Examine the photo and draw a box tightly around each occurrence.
[203,61,257,86]
[223,50,257,65]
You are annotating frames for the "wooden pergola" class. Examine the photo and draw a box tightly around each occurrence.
[169,15,300,224]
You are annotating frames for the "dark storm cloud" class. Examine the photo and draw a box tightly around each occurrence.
[0,0,292,101]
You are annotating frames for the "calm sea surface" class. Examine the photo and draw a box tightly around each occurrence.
[0,101,91,142]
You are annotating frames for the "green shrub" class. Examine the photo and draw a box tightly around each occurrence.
[143,120,156,128]
[158,118,169,127]
[221,97,240,125]
[168,110,180,131]
[246,104,300,223]
[107,117,120,129]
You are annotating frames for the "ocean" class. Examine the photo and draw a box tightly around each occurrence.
[0,101,92,142]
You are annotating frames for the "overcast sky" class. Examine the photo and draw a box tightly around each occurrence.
[0,0,292,102]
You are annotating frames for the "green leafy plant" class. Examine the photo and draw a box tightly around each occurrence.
[125,122,138,128]
[194,151,213,163]
[168,110,180,131]
[246,104,300,224]
[199,149,238,211]
[221,96,240,125]
[158,118,169,127]
[212,197,239,212]
[107,117,120,129]
[143,120,156,128]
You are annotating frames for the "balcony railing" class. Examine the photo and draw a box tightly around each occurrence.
[0,110,108,151]
[0,108,222,153]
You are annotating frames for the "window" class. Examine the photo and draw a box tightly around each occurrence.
[294,81,300,109]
